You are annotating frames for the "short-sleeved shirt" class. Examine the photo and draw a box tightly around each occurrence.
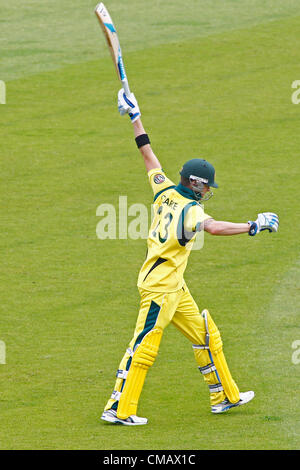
[137,168,211,292]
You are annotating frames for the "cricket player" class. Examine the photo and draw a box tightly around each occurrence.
[101,90,279,426]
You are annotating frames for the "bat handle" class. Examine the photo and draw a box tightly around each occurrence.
[122,78,131,97]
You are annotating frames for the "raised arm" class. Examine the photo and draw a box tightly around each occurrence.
[117,89,161,172]
[204,213,279,237]
[132,118,161,172]
[204,219,249,235]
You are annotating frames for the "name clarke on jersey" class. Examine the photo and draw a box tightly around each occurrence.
[161,194,179,211]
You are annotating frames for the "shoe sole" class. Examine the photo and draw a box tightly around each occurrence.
[101,414,147,426]
[212,392,255,414]
[211,402,239,414]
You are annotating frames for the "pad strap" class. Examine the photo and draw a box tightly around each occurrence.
[111,390,121,401]
[198,363,216,375]
[209,383,224,393]
[192,344,209,350]
[126,348,134,357]
[116,369,128,379]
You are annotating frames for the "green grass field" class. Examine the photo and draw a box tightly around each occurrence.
[0,0,300,450]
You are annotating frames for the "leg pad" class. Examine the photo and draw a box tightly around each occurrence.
[202,309,240,404]
[117,328,163,419]
[193,310,240,404]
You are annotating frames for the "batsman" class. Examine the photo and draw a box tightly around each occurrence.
[101,90,279,426]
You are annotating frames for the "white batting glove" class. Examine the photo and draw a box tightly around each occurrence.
[248,212,279,236]
[117,88,141,123]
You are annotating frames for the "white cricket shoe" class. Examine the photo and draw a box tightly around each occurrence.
[211,391,255,414]
[101,409,148,426]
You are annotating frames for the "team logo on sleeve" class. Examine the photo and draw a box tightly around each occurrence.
[154,174,165,184]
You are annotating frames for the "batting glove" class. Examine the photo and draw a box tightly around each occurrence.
[248,212,279,236]
[117,88,141,123]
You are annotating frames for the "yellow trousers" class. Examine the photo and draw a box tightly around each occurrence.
[104,284,239,416]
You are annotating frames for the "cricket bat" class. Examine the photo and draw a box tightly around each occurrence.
[94,3,131,96]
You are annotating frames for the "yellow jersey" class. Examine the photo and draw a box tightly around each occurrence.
[137,168,211,292]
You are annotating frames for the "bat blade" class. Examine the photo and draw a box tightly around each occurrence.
[94,3,130,96]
